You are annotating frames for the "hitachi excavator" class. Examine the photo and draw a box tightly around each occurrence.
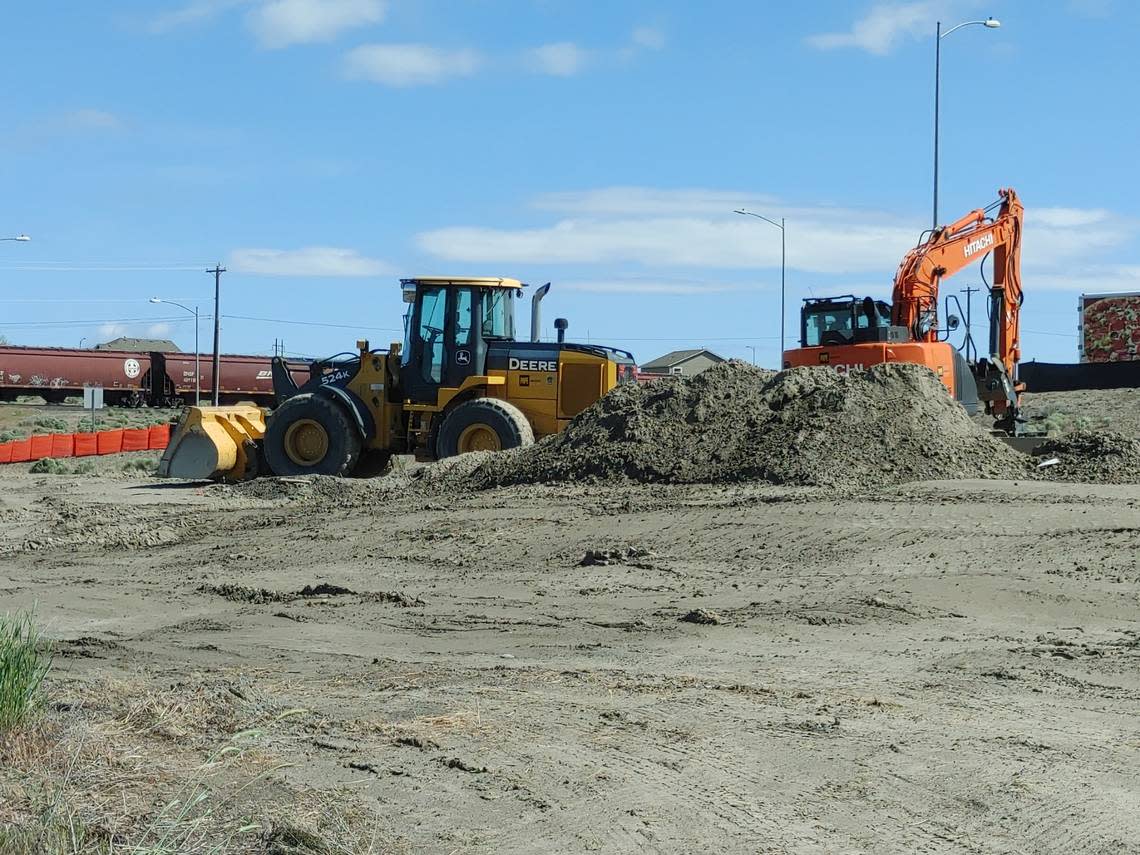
[159,277,636,480]
[784,187,1024,432]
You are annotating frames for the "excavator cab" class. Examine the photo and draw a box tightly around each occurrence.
[800,296,903,349]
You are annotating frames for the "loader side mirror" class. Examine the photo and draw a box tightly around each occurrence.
[947,315,960,331]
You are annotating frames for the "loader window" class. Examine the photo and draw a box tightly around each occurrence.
[481,289,514,340]
[417,286,446,384]
[453,288,473,348]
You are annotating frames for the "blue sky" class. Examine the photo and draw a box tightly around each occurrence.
[1,0,1136,367]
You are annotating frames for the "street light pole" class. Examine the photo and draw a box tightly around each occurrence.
[1,235,31,242]
[933,17,1000,230]
[746,346,757,365]
[734,209,787,364]
[149,298,201,406]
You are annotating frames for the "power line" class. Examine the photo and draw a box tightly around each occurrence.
[0,315,199,327]
[0,265,203,271]
[225,313,404,332]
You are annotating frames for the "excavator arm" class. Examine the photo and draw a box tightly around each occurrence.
[891,188,1024,429]
[892,188,1024,378]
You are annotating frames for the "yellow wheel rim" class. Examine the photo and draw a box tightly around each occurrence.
[283,418,329,466]
[457,423,501,453]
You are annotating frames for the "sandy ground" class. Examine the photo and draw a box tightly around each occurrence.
[4,466,1140,853]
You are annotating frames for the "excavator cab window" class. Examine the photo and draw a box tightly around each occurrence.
[804,306,855,347]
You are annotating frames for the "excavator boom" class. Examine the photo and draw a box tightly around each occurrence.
[893,187,1024,380]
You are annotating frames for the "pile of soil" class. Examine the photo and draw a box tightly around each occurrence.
[471,362,1030,489]
[1033,431,1140,484]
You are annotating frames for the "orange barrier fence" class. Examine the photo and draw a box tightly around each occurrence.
[0,422,172,464]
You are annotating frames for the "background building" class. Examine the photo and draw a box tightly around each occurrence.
[639,349,726,378]
[94,337,181,353]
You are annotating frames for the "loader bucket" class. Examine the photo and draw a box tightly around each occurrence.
[157,406,267,481]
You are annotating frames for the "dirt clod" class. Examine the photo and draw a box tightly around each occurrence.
[680,608,723,625]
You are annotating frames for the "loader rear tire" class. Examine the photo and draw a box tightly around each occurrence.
[436,398,534,459]
[264,394,361,477]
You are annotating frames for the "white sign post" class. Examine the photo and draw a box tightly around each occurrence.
[83,386,104,433]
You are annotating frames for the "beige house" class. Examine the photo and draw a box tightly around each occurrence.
[639,349,726,378]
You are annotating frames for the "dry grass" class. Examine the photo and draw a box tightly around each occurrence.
[0,675,393,854]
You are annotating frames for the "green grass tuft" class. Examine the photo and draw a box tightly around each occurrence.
[0,610,52,731]
[29,458,71,475]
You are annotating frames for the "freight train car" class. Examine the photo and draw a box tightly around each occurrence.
[0,346,312,407]
[148,352,312,406]
[0,346,154,405]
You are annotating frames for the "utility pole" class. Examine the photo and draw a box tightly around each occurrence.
[207,264,225,405]
[747,345,757,365]
[960,285,979,362]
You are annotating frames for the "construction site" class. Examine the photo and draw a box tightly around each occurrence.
[5,4,1140,854]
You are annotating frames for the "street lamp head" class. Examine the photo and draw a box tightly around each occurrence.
[733,209,747,215]
[984,17,1001,28]
[149,297,163,304]
[14,234,30,242]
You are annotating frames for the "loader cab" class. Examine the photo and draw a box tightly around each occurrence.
[400,277,521,404]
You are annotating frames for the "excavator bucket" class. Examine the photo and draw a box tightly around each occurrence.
[157,406,267,481]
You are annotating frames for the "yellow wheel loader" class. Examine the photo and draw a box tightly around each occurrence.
[158,277,637,481]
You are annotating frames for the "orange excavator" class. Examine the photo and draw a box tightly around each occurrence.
[784,187,1024,432]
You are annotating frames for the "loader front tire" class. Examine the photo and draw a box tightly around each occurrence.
[264,394,361,477]
[436,398,534,459]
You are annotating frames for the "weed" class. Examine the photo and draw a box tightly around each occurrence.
[120,456,159,474]
[29,458,71,475]
[33,417,70,433]
[0,610,52,731]
[0,428,27,442]
[72,460,97,476]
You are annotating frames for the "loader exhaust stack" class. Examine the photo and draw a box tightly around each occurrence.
[530,282,551,342]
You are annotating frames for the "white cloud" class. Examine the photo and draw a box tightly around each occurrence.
[1031,207,1112,229]
[344,43,482,86]
[65,109,122,131]
[229,246,392,276]
[417,187,1137,282]
[532,187,781,217]
[562,279,746,295]
[149,0,252,33]
[807,1,964,55]
[1067,0,1113,18]
[248,0,385,48]
[417,216,916,273]
[1027,265,1140,293]
[630,26,666,51]
[528,42,590,77]
[98,324,128,340]
[146,323,173,338]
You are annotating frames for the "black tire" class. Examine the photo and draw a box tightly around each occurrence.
[264,393,361,477]
[436,398,534,459]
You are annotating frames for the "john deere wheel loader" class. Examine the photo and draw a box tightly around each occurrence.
[158,277,636,480]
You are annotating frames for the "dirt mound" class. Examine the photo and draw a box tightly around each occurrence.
[471,362,1028,488]
[1033,431,1140,483]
